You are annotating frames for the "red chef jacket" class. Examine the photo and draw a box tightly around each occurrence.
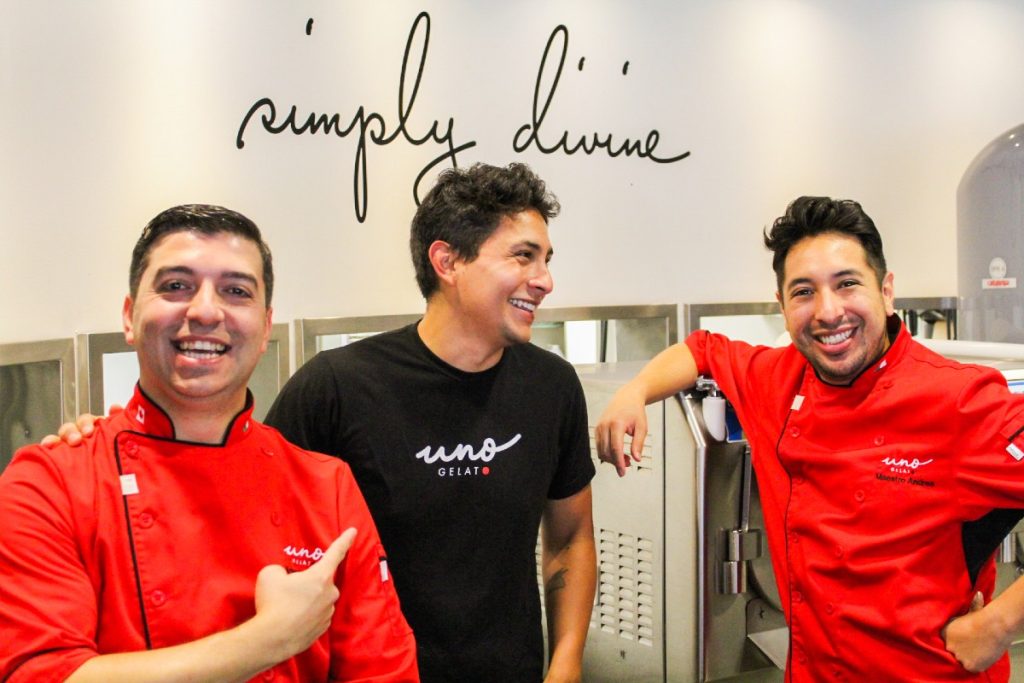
[0,387,418,682]
[687,317,1024,682]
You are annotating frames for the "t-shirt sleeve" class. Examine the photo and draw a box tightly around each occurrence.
[952,368,1024,516]
[547,369,595,500]
[328,465,419,682]
[0,447,99,681]
[265,353,342,455]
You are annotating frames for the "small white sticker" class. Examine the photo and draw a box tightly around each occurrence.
[379,558,390,583]
[135,406,145,424]
[1008,444,1024,461]
[791,395,804,411]
[120,473,139,495]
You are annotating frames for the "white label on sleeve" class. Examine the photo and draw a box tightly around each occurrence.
[1007,444,1024,462]
[120,473,139,495]
[379,558,390,583]
[791,395,805,411]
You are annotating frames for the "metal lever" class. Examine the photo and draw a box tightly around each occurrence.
[719,445,763,594]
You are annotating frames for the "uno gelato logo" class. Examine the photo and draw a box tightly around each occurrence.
[415,433,522,477]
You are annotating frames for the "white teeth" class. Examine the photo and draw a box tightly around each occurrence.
[178,340,226,352]
[509,299,536,312]
[175,340,227,358]
[819,329,853,345]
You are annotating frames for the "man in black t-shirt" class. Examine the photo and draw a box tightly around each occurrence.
[266,163,596,683]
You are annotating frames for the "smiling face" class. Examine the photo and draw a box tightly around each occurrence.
[778,232,895,385]
[449,209,554,352]
[123,230,272,415]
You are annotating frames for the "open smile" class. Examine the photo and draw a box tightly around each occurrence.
[816,328,853,346]
[173,339,229,360]
[509,298,536,313]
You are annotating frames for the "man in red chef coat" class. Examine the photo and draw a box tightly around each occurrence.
[597,196,1024,682]
[0,205,418,682]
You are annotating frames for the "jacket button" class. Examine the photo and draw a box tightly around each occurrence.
[138,512,155,529]
[790,427,800,438]
[793,591,803,604]
[150,590,166,607]
[854,490,865,502]
[825,602,835,615]
[874,435,885,446]
[271,511,283,526]
[124,441,140,458]
[262,669,275,680]
[833,545,844,558]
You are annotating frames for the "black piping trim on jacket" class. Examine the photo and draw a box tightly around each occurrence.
[113,440,153,649]
[776,398,798,674]
[1007,424,1024,444]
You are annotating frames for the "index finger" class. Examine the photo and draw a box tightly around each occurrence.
[311,527,358,576]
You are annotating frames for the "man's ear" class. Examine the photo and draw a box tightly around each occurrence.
[882,271,896,316]
[122,295,136,346]
[427,240,459,286]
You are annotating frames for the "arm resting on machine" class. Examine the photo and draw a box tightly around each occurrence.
[594,342,700,476]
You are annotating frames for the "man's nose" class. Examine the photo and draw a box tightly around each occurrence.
[186,281,225,325]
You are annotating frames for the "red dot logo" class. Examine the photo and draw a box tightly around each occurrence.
[482,467,490,476]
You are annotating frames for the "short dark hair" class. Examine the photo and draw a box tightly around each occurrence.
[129,204,274,305]
[410,162,560,298]
[764,196,887,291]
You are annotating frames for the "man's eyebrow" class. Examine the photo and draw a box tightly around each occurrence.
[514,240,554,258]
[152,266,259,287]
[152,265,195,280]
[221,271,260,287]
[784,268,865,290]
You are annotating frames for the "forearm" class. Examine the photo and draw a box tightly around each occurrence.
[980,576,1024,646]
[626,342,700,405]
[67,616,283,683]
[542,526,597,677]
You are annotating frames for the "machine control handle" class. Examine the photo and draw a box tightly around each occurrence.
[724,528,763,562]
[718,528,763,594]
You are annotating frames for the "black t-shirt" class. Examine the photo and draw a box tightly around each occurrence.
[264,324,594,683]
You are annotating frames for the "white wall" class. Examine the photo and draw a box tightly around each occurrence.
[3,0,1024,344]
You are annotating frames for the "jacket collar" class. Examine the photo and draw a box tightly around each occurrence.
[123,384,256,446]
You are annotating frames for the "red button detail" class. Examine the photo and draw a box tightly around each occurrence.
[138,512,154,529]
[793,591,803,604]
[125,441,140,457]
[262,669,274,680]
[261,447,274,457]
[834,546,844,558]
[825,602,835,615]
[854,490,865,502]
[271,511,283,526]
[874,435,885,446]
[793,476,804,485]
[790,427,801,438]
[150,590,166,606]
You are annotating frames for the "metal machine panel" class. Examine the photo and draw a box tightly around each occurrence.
[577,362,697,682]
[0,338,76,473]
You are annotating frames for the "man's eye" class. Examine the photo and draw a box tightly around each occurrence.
[839,280,859,289]
[225,286,253,298]
[790,288,811,298]
[159,281,188,292]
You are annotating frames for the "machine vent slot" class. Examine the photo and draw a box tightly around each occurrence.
[593,528,656,646]
[588,428,653,473]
